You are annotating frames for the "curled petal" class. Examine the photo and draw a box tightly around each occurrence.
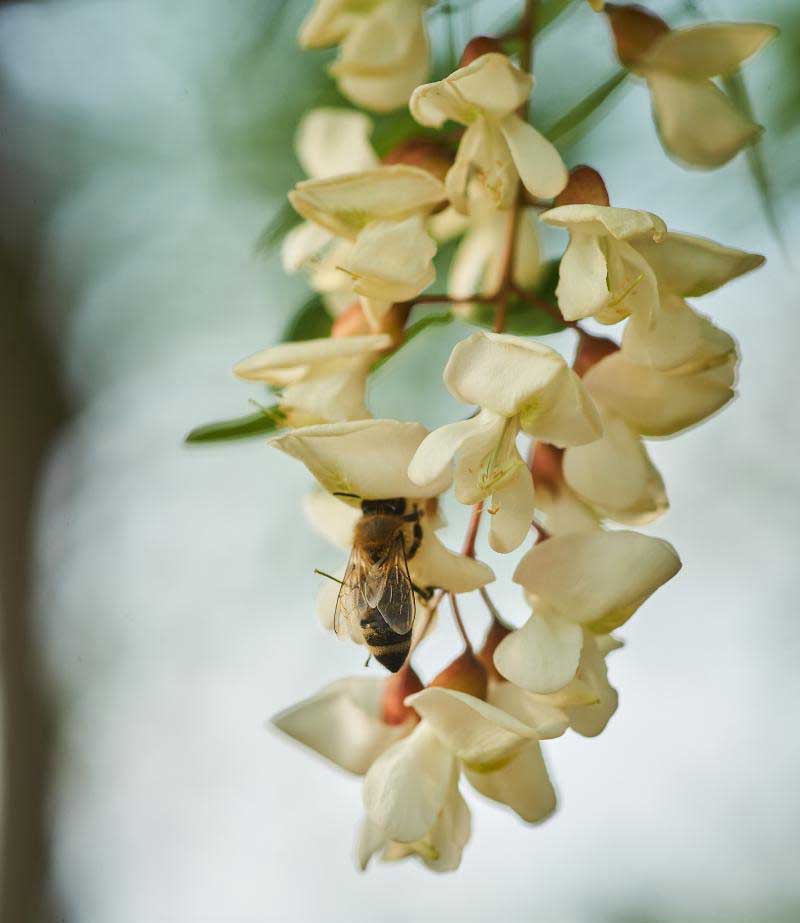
[363,721,457,843]
[489,462,536,554]
[498,113,568,200]
[565,631,619,737]
[493,610,583,694]
[295,108,378,179]
[647,72,761,168]
[272,677,410,775]
[518,366,602,447]
[408,411,500,491]
[405,688,540,771]
[513,530,681,633]
[234,334,391,384]
[409,530,495,595]
[465,741,556,823]
[641,22,778,79]
[541,204,667,242]
[488,682,569,740]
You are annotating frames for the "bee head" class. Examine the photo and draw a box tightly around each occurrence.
[362,497,406,516]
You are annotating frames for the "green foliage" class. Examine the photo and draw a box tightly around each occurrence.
[545,69,629,148]
[256,202,302,254]
[281,294,333,342]
[372,312,453,372]
[185,406,285,445]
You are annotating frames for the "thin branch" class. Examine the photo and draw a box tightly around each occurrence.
[461,502,484,558]
[449,593,473,652]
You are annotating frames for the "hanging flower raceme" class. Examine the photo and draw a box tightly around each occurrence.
[233,334,393,427]
[493,529,681,695]
[410,52,568,213]
[605,5,777,167]
[540,202,765,324]
[299,0,433,112]
[289,165,446,325]
[282,108,379,315]
[409,331,601,554]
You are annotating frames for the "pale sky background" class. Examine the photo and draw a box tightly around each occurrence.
[0,0,798,920]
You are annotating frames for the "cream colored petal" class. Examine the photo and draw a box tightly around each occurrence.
[513,529,681,633]
[357,816,388,871]
[499,113,568,200]
[488,682,569,740]
[451,413,512,505]
[271,419,452,500]
[534,482,601,536]
[562,409,668,525]
[289,166,446,239]
[280,360,373,426]
[555,231,610,321]
[513,208,544,289]
[585,351,737,436]
[234,334,391,382]
[519,366,603,447]
[599,238,660,325]
[448,215,504,300]
[303,489,361,550]
[623,294,736,373]
[443,331,564,416]
[281,220,334,274]
[363,721,457,843]
[406,688,540,771]
[408,412,499,490]
[629,231,764,298]
[272,677,411,775]
[428,205,472,243]
[647,72,761,168]
[542,204,667,242]
[489,462,536,554]
[410,78,471,128]
[642,23,778,79]
[334,48,429,113]
[493,610,584,694]
[295,108,378,179]
[450,52,533,116]
[565,631,619,737]
[343,215,437,302]
[409,529,495,594]
[298,0,357,48]
[455,118,519,212]
[466,740,556,823]
[444,121,486,213]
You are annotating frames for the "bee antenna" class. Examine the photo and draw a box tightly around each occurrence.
[314,568,345,585]
[333,491,361,499]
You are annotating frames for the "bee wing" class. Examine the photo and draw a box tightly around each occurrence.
[366,534,415,636]
[334,552,368,640]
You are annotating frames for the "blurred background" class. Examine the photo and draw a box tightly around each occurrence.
[0,0,798,920]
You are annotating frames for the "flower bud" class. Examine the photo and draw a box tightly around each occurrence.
[382,138,454,183]
[605,4,669,69]
[477,619,511,683]
[460,35,504,67]
[530,442,564,491]
[429,649,488,700]
[573,333,619,378]
[382,664,424,726]
[554,165,610,207]
[331,301,371,338]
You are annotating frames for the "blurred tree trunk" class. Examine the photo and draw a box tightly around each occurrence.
[0,252,65,922]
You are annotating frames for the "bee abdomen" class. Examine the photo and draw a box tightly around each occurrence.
[360,609,410,674]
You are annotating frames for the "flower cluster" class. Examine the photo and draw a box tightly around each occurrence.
[192,0,775,873]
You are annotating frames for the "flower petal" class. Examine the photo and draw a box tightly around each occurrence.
[234,335,391,383]
[519,366,602,447]
[408,412,499,490]
[488,682,569,739]
[513,529,681,633]
[499,113,568,199]
[281,220,334,273]
[303,490,361,550]
[363,721,457,843]
[534,482,601,536]
[465,741,556,823]
[565,631,619,737]
[541,204,667,242]
[448,52,533,116]
[642,23,778,79]
[647,72,761,168]
[406,688,540,771]
[295,108,378,179]
[272,419,452,500]
[410,530,495,594]
[272,677,410,775]
[489,462,536,554]
[555,230,610,321]
[562,408,668,525]
[493,610,583,693]
[629,231,764,298]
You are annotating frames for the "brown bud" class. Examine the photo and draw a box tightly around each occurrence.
[605,4,669,69]
[530,442,564,491]
[460,35,504,67]
[573,333,619,378]
[382,138,454,183]
[477,619,511,683]
[430,649,488,700]
[331,301,370,338]
[554,165,610,208]
[382,664,425,726]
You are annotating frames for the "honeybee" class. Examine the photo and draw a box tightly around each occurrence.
[334,496,428,673]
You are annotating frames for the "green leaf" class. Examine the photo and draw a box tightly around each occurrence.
[372,311,453,371]
[185,406,285,444]
[281,293,333,342]
[545,69,629,148]
[723,71,787,255]
[256,200,302,253]
[537,0,576,32]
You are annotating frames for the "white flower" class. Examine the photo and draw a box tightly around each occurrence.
[289,165,446,325]
[281,108,379,311]
[410,53,567,212]
[610,12,778,168]
[409,332,601,553]
[272,676,414,775]
[299,0,432,112]
[493,530,681,693]
[272,419,495,596]
[233,334,392,426]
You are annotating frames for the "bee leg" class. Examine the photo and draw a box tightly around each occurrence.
[411,583,434,601]
[364,654,372,668]
[405,520,423,560]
